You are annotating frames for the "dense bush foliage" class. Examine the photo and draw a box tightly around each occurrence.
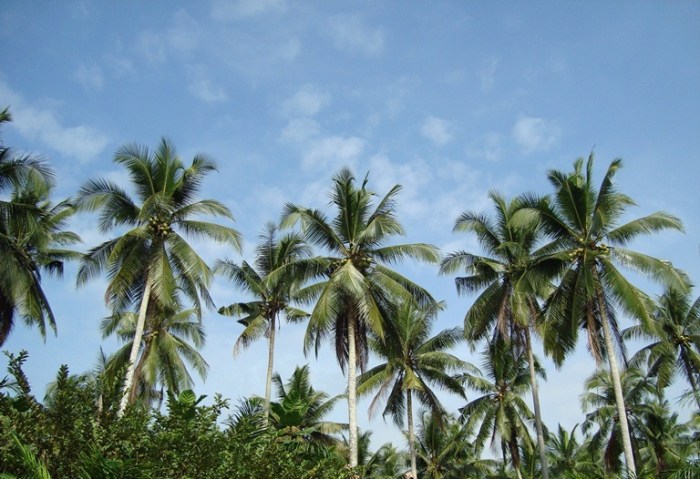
[0,353,355,479]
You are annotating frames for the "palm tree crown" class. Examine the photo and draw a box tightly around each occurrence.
[532,155,688,476]
[281,167,440,468]
[358,301,467,479]
[440,191,554,478]
[0,107,79,346]
[625,287,700,409]
[76,138,241,414]
[216,223,310,420]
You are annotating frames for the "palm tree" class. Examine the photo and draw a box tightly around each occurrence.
[362,438,409,479]
[268,364,346,445]
[414,410,495,479]
[0,108,79,346]
[440,191,556,479]
[216,223,310,421]
[532,155,689,476]
[581,366,656,475]
[635,400,692,477]
[460,340,539,479]
[101,301,208,407]
[358,301,467,479]
[0,171,81,345]
[281,168,440,467]
[625,287,700,410]
[76,138,241,415]
[546,424,602,478]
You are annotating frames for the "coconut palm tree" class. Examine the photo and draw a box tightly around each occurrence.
[362,439,409,479]
[440,191,556,479]
[0,108,78,346]
[635,400,693,477]
[625,287,700,410]
[531,155,689,476]
[414,410,495,479]
[0,171,81,345]
[546,424,602,478]
[581,366,656,475]
[101,300,208,408]
[268,364,346,445]
[76,138,241,415]
[281,168,440,467]
[358,301,467,479]
[216,223,310,421]
[460,340,540,479]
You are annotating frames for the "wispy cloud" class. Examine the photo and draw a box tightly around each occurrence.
[0,78,109,163]
[512,116,561,154]
[74,63,104,90]
[420,116,453,147]
[136,10,200,65]
[302,135,365,171]
[326,14,385,57]
[187,65,227,103]
[282,85,330,118]
[466,132,505,162]
[211,0,286,20]
[281,118,320,143]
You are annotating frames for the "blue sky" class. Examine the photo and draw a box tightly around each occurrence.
[2,0,699,450]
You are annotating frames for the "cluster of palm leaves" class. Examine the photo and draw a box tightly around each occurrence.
[2,104,699,478]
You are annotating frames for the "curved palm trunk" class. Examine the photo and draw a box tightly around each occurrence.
[264,314,276,426]
[407,390,418,479]
[347,317,359,468]
[524,327,549,479]
[118,277,151,416]
[598,292,637,477]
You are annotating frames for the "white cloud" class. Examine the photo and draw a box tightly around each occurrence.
[136,10,200,65]
[211,0,286,20]
[420,116,453,147]
[188,65,227,103]
[477,57,499,90]
[74,63,104,90]
[512,116,561,154]
[0,78,109,163]
[327,15,385,57]
[281,118,320,143]
[302,135,365,170]
[282,85,330,118]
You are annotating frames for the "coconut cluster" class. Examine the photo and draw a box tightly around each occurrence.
[148,215,172,238]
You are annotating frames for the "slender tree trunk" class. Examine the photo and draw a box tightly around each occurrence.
[118,276,151,416]
[524,327,549,479]
[509,439,524,479]
[682,352,700,411]
[347,317,359,468]
[598,292,637,477]
[407,389,418,479]
[264,314,276,426]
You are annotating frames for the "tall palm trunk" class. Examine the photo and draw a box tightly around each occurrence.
[407,389,418,479]
[682,352,700,410]
[598,290,637,477]
[128,335,154,404]
[264,314,276,426]
[347,317,359,468]
[509,438,524,479]
[524,327,549,479]
[118,276,151,416]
